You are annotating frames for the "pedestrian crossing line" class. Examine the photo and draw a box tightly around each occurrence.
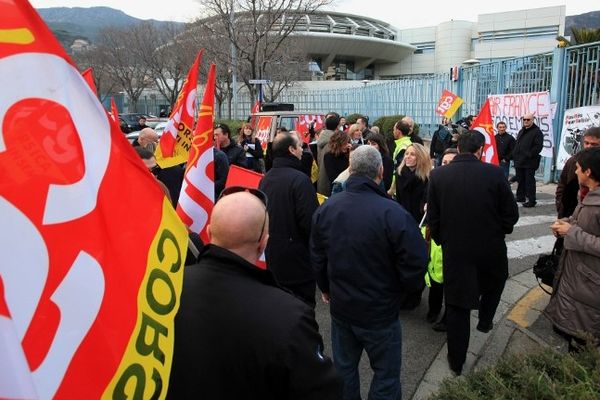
[514,215,556,228]
[507,235,555,259]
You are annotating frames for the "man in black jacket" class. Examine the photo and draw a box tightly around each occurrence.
[259,132,319,306]
[427,131,519,375]
[214,122,247,168]
[311,145,428,399]
[512,113,544,207]
[556,127,600,218]
[494,121,516,179]
[168,190,341,399]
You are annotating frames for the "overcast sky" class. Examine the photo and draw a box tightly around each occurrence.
[30,0,597,29]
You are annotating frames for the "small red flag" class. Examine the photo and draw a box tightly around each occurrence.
[471,99,500,165]
[110,96,119,122]
[81,67,97,95]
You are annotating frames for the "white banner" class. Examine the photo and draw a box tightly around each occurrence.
[488,91,554,158]
[556,106,600,170]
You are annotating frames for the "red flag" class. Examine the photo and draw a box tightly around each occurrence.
[157,51,203,159]
[0,2,187,398]
[110,96,119,122]
[177,63,216,242]
[250,99,261,127]
[225,165,264,188]
[81,67,98,95]
[471,99,500,165]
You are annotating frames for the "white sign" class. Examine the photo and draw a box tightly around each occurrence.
[488,91,554,158]
[249,79,270,84]
[556,106,600,169]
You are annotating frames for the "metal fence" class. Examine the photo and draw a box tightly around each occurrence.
[129,40,600,180]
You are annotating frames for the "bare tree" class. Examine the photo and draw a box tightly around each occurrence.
[95,25,153,112]
[193,0,331,103]
[72,46,119,104]
[135,22,201,108]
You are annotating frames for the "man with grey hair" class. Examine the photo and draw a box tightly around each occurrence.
[311,145,428,399]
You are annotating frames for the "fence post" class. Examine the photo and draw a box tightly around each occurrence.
[548,46,567,183]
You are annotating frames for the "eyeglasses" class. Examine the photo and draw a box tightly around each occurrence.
[218,186,269,243]
[522,118,532,121]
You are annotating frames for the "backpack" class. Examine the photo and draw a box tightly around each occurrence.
[432,127,450,155]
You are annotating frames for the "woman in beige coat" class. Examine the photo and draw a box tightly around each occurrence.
[547,147,600,351]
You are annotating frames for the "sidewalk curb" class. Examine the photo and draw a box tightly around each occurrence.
[411,268,548,400]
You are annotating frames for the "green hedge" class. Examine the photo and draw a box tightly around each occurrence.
[430,344,600,399]
[372,115,420,142]
[215,119,246,141]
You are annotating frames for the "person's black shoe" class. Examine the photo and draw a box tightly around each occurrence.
[522,202,537,208]
[476,321,493,333]
[447,354,463,376]
[426,311,439,323]
[432,321,447,332]
[515,197,526,203]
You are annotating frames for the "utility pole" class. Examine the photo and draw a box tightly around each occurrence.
[229,0,238,120]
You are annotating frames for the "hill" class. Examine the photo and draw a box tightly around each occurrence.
[36,6,185,49]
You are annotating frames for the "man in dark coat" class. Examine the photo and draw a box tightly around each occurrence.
[512,113,544,207]
[311,145,428,399]
[214,122,247,168]
[259,132,319,306]
[494,121,516,179]
[556,127,600,218]
[168,191,342,399]
[427,131,519,375]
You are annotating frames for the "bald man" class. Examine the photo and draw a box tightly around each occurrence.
[512,112,544,207]
[168,191,341,399]
[133,127,159,153]
[401,115,423,145]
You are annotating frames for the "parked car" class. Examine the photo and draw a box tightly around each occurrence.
[119,113,148,133]
[250,107,325,147]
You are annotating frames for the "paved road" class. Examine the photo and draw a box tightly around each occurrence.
[313,184,558,399]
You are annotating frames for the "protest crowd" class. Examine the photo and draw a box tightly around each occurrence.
[3,4,600,398]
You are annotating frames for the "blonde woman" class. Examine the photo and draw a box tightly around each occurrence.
[237,122,264,172]
[395,143,431,222]
[347,123,364,145]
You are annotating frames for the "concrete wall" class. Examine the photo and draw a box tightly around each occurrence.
[434,20,474,73]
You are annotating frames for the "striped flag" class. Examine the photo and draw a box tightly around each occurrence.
[156,51,203,165]
[177,64,216,242]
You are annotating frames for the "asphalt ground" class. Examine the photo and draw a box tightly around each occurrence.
[313,182,561,399]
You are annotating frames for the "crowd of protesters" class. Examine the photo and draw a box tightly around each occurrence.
[127,112,600,399]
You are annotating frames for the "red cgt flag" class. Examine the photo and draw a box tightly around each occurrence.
[156,51,203,162]
[0,2,187,399]
[471,98,500,165]
[177,64,216,242]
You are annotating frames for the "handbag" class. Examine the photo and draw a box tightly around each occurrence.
[533,239,560,294]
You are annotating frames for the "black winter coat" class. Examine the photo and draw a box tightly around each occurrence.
[512,123,544,169]
[221,141,247,168]
[168,245,342,399]
[311,176,428,328]
[427,154,519,309]
[259,155,319,285]
[494,133,516,163]
[395,166,428,222]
